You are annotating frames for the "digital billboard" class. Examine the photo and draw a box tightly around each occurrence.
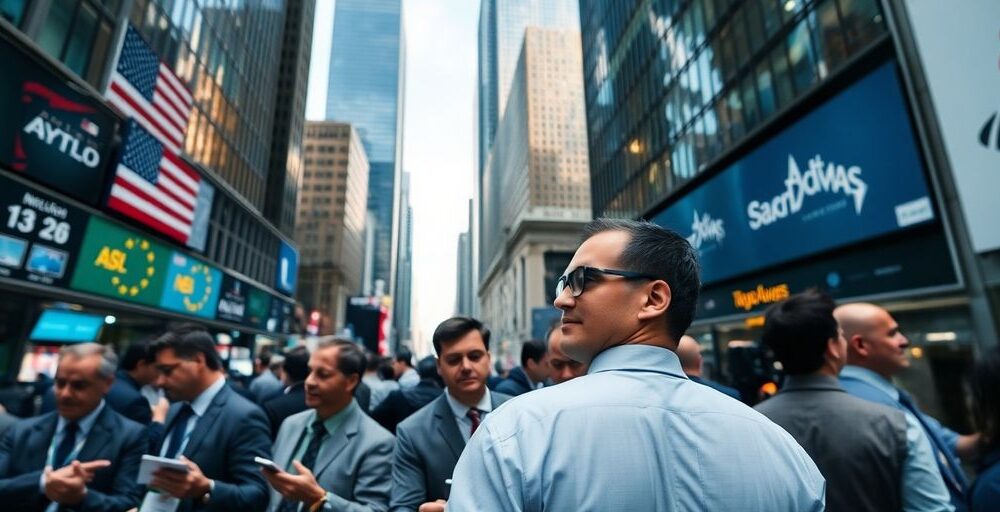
[653,62,935,285]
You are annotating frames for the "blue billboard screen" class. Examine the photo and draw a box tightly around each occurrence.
[652,62,934,285]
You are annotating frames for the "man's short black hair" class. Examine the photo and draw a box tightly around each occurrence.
[416,355,440,382]
[520,339,547,367]
[395,347,413,367]
[282,346,310,383]
[762,289,838,375]
[120,339,156,371]
[582,218,700,342]
[376,357,395,380]
[365,351,381,372]
[151,327,221,370]
[432,316,491,356]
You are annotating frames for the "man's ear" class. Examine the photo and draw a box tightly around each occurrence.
[848,334,867,356]
[637,280,671,321]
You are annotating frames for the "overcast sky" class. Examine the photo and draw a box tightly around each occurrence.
[306,0,480,352]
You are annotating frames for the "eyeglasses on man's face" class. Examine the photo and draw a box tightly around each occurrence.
[555,266,656,298]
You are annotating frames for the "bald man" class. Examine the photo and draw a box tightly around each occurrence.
[676,336,741,400]
[836,303,974,511]
[546,327,587,385]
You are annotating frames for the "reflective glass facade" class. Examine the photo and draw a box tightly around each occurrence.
[325,0,403,293]
[477,0,579,171]
[580,0,887,219]
[126,0,285,211]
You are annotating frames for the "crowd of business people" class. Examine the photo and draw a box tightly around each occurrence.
[2,217,1000,511]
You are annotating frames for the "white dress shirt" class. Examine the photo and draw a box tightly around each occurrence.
[444,388,493,443]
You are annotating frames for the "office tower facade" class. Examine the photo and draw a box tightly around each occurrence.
[296,121,370,334]
[325,0,405,300]
[265,0,316,237]
[0,0,300,380]
[394,171,413,346]
[456,231,473,316]
[578,0,1000,429]
[479,27,591,361]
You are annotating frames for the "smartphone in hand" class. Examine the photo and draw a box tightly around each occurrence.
[255,456,282,472]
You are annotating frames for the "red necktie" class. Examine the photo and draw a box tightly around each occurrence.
[466,408,481,437]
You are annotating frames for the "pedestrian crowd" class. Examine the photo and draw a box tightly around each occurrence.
[0,218,998,511]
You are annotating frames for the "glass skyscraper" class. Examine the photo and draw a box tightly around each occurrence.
[477,0,579,172]
[325,0,405,297]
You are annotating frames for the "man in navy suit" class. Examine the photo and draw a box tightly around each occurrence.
[495,339,551,396]
[263,346,310,437]
[105,339,169,448]
[148,327,272,511]
[0,343,145,511]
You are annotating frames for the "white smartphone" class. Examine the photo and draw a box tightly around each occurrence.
[254,456,282,472]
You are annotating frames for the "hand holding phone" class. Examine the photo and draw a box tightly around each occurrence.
[255,456,282,472]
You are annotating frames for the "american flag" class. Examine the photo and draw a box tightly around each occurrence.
[108,120,201,244]
[105,27,192,154]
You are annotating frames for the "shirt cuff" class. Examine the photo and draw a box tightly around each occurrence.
[39,472,45,494]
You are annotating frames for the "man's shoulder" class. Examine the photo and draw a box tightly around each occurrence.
[5,411,54,436]
[356,410,395,447]
[486,372,776,436]
[214,385,268,426]
[396,394,445,434]
[99,405,146,434]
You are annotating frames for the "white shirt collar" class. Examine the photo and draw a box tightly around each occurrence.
[189,375,226,417]
[445,388,492,419]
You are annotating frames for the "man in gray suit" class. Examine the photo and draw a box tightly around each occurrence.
[391,317,511,512]
[262,339,393,512]
[755,290,951,512]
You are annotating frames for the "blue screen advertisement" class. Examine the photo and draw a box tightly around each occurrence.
[652,62,935,285]
[30,310,104,343]
[159,251,223,318]
[276,240,298,295]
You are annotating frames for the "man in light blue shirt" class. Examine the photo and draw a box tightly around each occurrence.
[449,219,825,511]
[836,303,974,511]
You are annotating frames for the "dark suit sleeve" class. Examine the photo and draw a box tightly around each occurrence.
[324,435,392,512]
[207,405,271,511]
[494,380,516,396]
[371,394,399,433]
[0,426,45,505]
[389,425,427,512]
[124,395,153,425]
[78,422,145,511]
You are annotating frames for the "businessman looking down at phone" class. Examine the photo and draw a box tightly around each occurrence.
[149,326,272,511]
[262,339,394,512]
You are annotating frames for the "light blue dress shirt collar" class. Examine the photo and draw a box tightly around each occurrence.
[189,375,227,417]
[56,399,106,439]
[840,364,900,401]
[588,344,689,379]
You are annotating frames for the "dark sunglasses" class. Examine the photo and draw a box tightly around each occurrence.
[555,266,656,298]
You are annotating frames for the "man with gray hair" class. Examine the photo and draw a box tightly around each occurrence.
[0,342,146,511]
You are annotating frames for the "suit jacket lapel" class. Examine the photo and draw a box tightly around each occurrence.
[275,413,308,470]
[312,406,358,478]
[183,385,229,458]
[29,414,58,468]
[76,407,112,462]
[434,396,465,460]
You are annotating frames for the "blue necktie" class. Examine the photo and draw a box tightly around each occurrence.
[897,388,968,494]
[53,422,79,468]
[164,404,194,459]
